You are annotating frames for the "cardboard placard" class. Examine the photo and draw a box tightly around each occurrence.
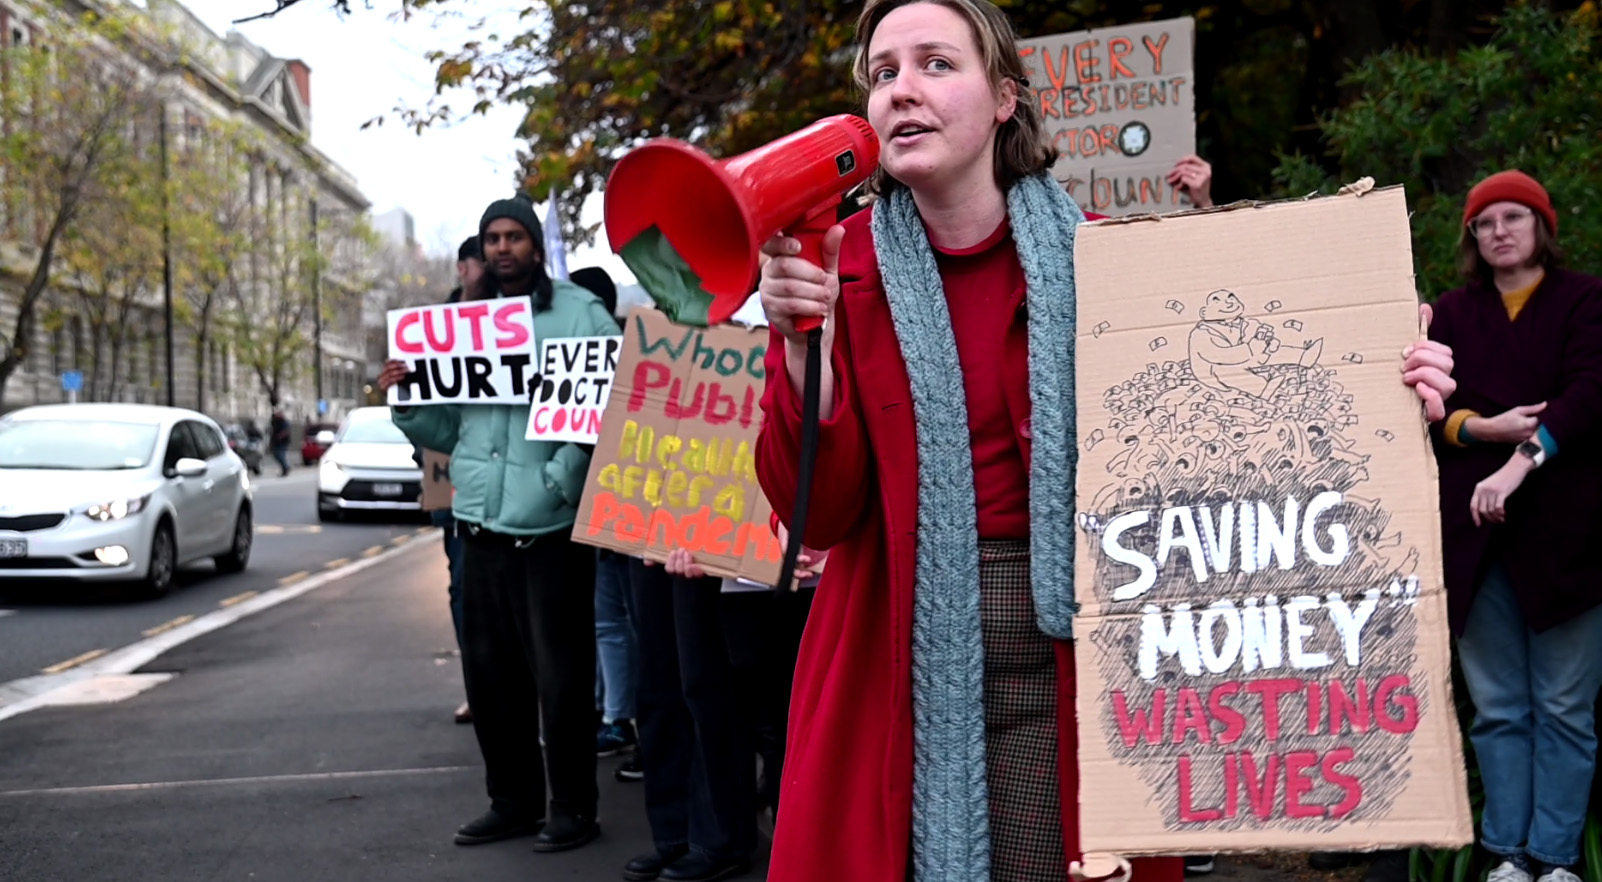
[420,450,452,512]
[526,335,624,444]
[1017,17,1196,216]
[385,297,539,406]
[1071,187,1472,854]
[571,308,782,585]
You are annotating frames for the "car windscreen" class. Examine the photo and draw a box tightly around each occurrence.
[0,419,162,470]
[337,418,409,445]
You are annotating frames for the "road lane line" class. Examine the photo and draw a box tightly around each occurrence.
[0,765,475,797]
[0,610,15,618]
[415,526,432,535]
[255,525,323,536]
[389,535,411,547]
[0,529,441,723]
[219,591,258,608]
[40,649,108,675]
[141,616,194,637]
[276,571,310,586]
[360,546,383,558]
[324,558,350,569]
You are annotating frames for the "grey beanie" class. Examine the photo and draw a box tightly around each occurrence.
[479,195,543,244]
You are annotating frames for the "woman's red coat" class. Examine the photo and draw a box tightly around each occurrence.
[756,207,1182,882]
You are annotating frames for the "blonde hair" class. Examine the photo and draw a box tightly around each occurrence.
[852,0,1057,195]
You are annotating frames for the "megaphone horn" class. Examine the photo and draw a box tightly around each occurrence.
[604,115,880,327]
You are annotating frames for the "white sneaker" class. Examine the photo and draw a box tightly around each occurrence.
[1537,868,1582,882]
[1489,861,1534,882]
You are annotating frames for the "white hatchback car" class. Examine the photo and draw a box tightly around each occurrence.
[0,404,254,596]
[316,406,424,522]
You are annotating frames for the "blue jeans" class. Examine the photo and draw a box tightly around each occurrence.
[594,549,637,723]
[432,509,466,654]
[1458,561,1602,867]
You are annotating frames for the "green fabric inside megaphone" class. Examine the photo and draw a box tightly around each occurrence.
[618,226,715,328]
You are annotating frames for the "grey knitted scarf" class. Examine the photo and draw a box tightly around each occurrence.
[871,172,1083,882]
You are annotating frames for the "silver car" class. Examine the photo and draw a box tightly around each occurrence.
[0,404,254,596]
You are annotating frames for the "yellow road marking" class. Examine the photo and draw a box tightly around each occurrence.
[324,558,350,569]
[220,591,259,607]
[142,615,194,637]
[389,535,411,547]
[41,649,107,675]
[255,525,323,536]
[276,571,310,586]
[415,526,433,535]
[361,546,383,558]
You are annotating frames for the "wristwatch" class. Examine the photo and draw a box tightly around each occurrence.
[1516,439,1547,467]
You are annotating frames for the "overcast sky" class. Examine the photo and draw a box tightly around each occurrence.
[194,1,634,283]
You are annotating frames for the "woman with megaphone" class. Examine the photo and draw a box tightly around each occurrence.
[753,1,1460,881]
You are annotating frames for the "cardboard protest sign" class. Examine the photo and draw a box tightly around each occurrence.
[1017,17,1195,216]
[572,308,782,585]
[385,298,539,406]
[526,336,624,444]
[420,450,452,511]
[1070,186,1472,855]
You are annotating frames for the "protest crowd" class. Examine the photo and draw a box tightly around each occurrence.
[372,0,1601,881]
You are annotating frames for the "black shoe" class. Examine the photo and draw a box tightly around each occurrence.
[660,853,752,882]
[453,808,542,846]
[1309,853,1363,872]
[624,846,690,881]
[1185,855,1216,875]
[532,810,600,853]
[1361,850,1410,882]
[616,756,644,782]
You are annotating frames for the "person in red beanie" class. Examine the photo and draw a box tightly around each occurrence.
[1427,169,1602,882]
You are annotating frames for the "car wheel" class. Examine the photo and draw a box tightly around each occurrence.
[143,520,177,598]
[215,506,252,574]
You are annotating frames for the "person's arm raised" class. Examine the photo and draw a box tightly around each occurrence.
[756,226,873,550]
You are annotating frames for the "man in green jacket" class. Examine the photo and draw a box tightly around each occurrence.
[378,195,619,854]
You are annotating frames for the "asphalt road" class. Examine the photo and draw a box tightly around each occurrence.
[0,473,1295,882]
[0,468,437,685]
[0,528,772,882]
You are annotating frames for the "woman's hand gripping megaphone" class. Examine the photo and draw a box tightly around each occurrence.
[760,225,846,347]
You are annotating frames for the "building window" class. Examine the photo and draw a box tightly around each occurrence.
[50,325,62,375]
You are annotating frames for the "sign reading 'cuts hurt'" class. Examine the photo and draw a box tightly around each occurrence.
[386,298,540,406]
[571,308,782,586]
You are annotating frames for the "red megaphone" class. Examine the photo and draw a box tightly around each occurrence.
[604,115,880,327]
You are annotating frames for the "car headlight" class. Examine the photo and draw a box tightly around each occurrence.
[82,495,151,522]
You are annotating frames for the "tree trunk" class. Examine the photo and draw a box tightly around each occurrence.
[195,327,208,415]
[89,329,106,401]
[0,204,77,413]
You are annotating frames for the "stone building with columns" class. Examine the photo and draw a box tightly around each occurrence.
[0,0,375,427]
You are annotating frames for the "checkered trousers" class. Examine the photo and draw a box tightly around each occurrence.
[979,539,1066,882]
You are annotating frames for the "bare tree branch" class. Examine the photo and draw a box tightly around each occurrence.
[232,0,353,25]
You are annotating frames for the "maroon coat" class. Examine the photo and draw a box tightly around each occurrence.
[1428,268,1602,633]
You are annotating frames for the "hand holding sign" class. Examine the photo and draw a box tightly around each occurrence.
[377,359,409,394]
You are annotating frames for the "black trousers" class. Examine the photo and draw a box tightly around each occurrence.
[720,586,815,820]
[461,527,598,822]
[630,560,755,861]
